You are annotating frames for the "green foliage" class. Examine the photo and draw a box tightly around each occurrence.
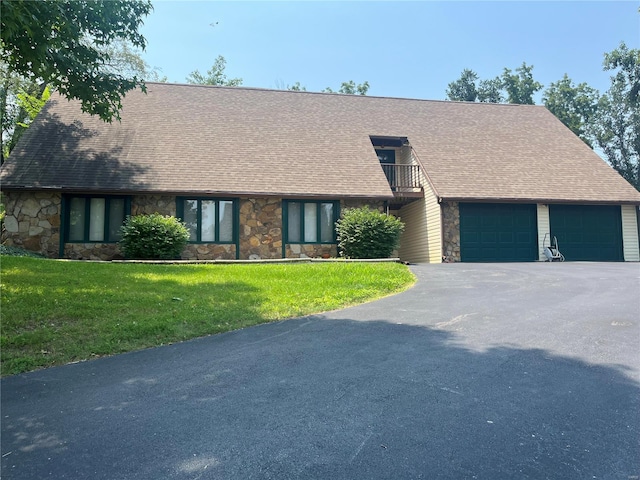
[336,207,405,259]
[0,244,45,258]
[119,214,190,260]
[323,80,370,95]
[186,55,243,86]
[446,69,479,102]
[102,39,167,82]
[589,42,640,190]
[477,78,505,103]
[0,258,414,375]
[446,63,542,104]
[0,62,43,162]
[501,62,543,104]
[16,85,50,128]
[0,0,153,123]
[543,74,600,147]
[287,81,307,91]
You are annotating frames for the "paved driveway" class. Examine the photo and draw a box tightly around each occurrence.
[2,263,639,479]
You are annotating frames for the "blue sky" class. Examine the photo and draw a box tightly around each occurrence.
[140,1,639,101]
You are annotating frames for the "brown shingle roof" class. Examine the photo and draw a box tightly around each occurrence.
[2,83,639,204]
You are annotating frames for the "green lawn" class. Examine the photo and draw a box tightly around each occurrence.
[0,257,415,375]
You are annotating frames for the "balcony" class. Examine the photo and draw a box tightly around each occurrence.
[380,163,424,202]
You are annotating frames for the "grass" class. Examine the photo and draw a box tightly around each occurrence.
[0,257,415,375]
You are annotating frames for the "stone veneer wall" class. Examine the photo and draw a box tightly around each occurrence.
[2,192,390,260]
[285,244,337,259]
[2,191,61,257]
[441,201,461,262]
[239,198,282,259]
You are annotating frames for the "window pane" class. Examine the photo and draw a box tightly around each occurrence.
[304,203,317,242]
[219,201,234,242]
[108,199,125,241]
[89,198,105,241]
[69,197,86,241]
[201,201,216,241]
[320,203,334,243]
[287,202,301,243]
[184,200,198,241]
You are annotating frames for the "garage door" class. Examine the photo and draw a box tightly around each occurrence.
[549,205,622,261]
[459,203,538,262]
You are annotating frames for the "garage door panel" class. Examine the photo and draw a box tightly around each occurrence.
[516,232,534,244]
[550,205,622,261]
[499,232,514,243]
[460,203,538,262]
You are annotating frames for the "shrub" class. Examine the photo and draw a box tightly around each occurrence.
[119,214,190,260]
[0,244,45,258]
[336,206,404,259]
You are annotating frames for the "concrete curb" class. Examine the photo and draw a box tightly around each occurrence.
[110,257,403,265]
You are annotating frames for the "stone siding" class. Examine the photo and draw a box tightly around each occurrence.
[182,244,236,260]
[64,243,123,261]
[441,201,461,262]
[286,244,337,259]
[239,198,282,259]
[2,192,389,260]
[1,191,62,257]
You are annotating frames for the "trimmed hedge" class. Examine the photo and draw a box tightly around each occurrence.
[336,206,404,259]
[119,214,190,260]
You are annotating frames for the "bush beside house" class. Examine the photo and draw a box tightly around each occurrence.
[119,213,190,260]
[336,207,404,259]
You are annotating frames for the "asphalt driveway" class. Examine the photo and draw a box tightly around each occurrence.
[2,263,639,479]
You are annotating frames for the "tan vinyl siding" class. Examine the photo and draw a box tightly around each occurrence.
[397,180,442,263]
[398,199,429,263]
[621,205,640,261]
[398,145,412,165]
[537,204,550,261]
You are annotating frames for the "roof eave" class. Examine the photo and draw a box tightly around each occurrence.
[0,185,395,201]
[440,196,640,206]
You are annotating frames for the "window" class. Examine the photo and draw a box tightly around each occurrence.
[285,200,339,244]
[65,195,130,242]
[177,198,236,243]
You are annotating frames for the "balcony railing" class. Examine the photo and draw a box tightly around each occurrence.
[380,163,423,196]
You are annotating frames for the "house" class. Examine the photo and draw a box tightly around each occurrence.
[2,83,639,262]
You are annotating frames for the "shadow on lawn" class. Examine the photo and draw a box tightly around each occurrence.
[0,268,265,375]
[1,316,638,479]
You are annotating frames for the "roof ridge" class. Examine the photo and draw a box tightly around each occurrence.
[143,82,542,107]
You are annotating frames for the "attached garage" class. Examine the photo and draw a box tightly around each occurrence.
[459,203,538,262]
[549,205,623,261]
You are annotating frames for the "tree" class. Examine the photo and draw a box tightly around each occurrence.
[446,64,542,104]
[103,39,167,83]
[186,55,243,86]
[0,63,44,162]
[1,41,160,163]
[287,82,306,91]
[477,78,505,103]
[501,62,543,104]
[323,80,370,95]
[543,74,600,146]
[589,42,640,190]
[446,69,479,102]
[1,0,153,122]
